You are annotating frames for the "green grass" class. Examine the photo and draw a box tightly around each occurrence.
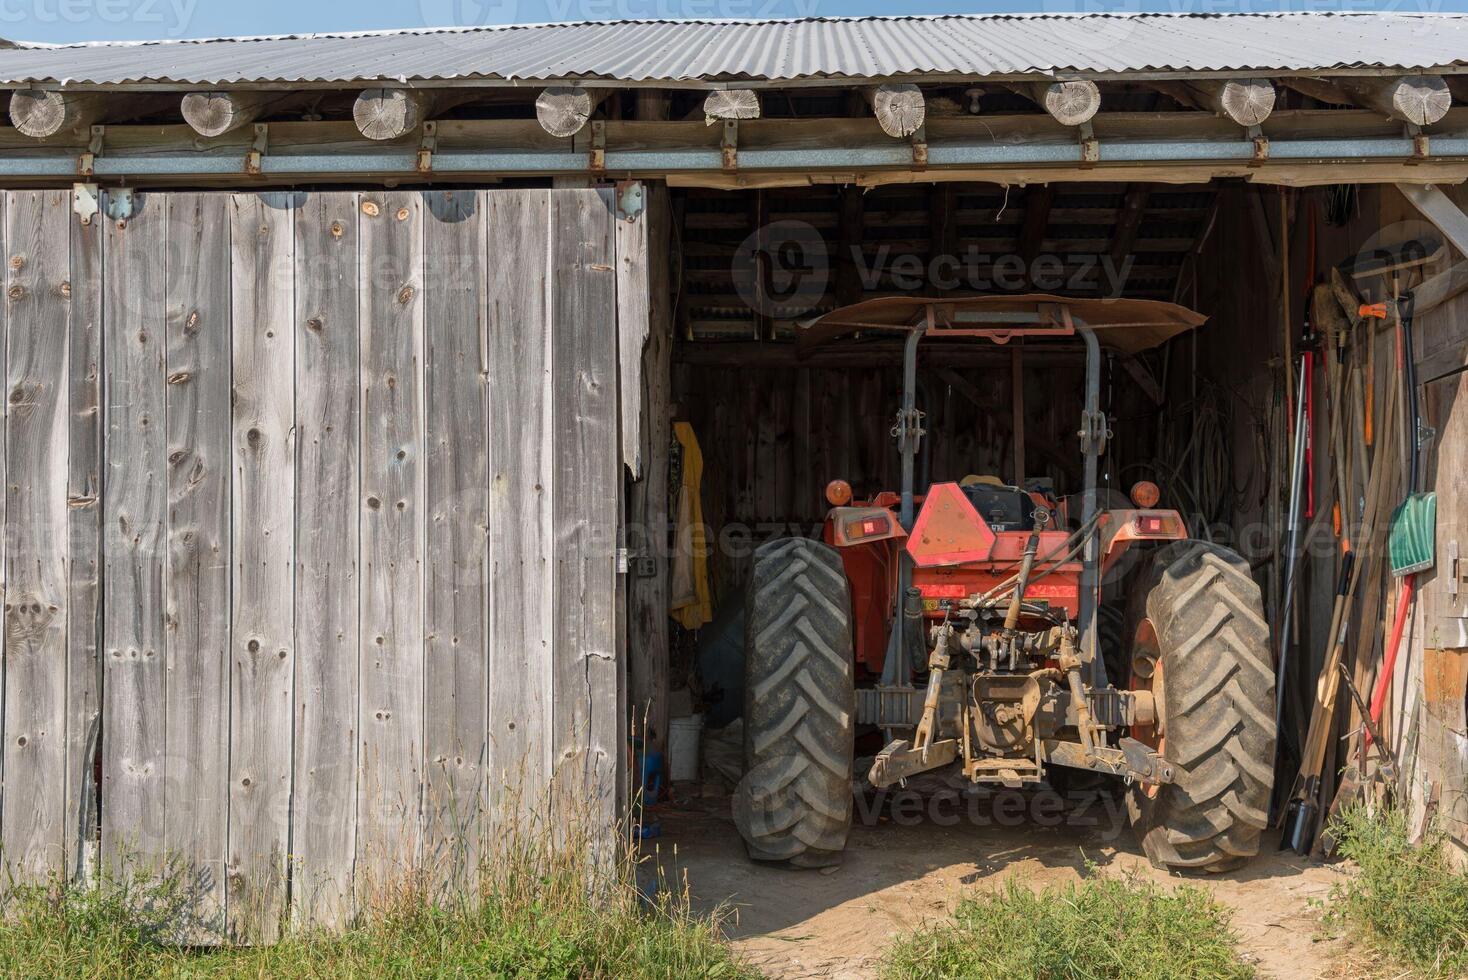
[1323,806,1468,979]
[882,871,1254,980]
[0,875,748,979]
[0,822,752,979]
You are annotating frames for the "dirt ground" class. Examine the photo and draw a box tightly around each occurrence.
[646,779,1352,979]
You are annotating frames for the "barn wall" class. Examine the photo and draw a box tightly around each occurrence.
[0,187,635,937]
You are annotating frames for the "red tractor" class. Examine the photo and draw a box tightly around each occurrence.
[733,296,1273,873]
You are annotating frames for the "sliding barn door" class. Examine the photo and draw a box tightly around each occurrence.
[0,187,635,941]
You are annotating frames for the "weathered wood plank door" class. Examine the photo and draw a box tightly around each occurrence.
[0,186,638,940]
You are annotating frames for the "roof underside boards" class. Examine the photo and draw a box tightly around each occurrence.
[2,13,1467,88]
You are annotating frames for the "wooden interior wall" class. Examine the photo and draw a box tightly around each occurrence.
[675,358,1087,604]
[677,182,1216,340]
[0,187,634,938]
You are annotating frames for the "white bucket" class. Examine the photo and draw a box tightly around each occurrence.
[667,714,704,783]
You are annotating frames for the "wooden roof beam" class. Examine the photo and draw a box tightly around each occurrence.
[9,88,183,138]
[10,89,107,138]
[702,89,761,123]
[1149,78,1276,127]
[535,85,610,138]
[863,83,926,138]
[352,88,483,140]
[181,91,300,138]
[1282,74,1450,126]
[1007,80,1101,127]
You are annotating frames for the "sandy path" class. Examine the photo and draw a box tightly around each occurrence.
[650,783,1350,979]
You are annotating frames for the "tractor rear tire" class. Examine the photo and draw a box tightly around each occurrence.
[732,537,855,868]
[1125,540,1274,873]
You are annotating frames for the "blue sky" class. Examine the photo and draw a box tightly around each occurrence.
[5,0,1465,44]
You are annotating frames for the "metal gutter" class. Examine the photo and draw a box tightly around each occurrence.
[11,136,1468,179]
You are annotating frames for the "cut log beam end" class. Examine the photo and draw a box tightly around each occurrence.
[866,83,926,139]
[9,88,104,139]
[536,86,607,138]
[1215,78,1277,127]
[353,88,429,141]
[181,91,276,138]
[1009,80,1102,127]
[1285,74,1450,127]
[1041,80,1101,127]
[1385,75,1451,127]
[702,89,761,124]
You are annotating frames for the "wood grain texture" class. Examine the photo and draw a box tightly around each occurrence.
[291,192,360,929]
[616,193,650,480]
[422,190,488,889]
[356,191,425,897]
[65,203,102,882]
[162,193,231,939]
[102,191,168,870]
[227,193,296,942]
[549,190,618,836]
[0,192,70,880]
[486,191,553,811]
[623,186,671,754]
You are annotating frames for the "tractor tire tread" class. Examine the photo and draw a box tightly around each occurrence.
[734,537,855,867]
[1126,540,1274,874]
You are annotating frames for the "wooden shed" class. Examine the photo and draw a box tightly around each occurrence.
[0,11,1465,938]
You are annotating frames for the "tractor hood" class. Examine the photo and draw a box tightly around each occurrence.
[796,294,1207,357]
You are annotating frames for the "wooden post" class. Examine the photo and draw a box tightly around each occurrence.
[625,185,673,752]
[535,86,609,137]
[929,183,959,272]
[1111,184,1151,268]
[835,184,865,306]
[1020,184,1055,279]
[65,191,103,884]
[863,83,926,138]
[9,89,106,138]
[1011,80,1101,126]
[702,89,760,123]
[181,91,282,138]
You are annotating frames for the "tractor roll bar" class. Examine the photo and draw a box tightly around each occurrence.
[1075,322,1107,689]
[881,315,1109,692]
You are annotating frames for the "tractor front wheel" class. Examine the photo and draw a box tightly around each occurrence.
[732,537,855,868]
[1125,540,1274,873]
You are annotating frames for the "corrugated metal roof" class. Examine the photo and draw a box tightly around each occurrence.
[1,12,1465,88]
